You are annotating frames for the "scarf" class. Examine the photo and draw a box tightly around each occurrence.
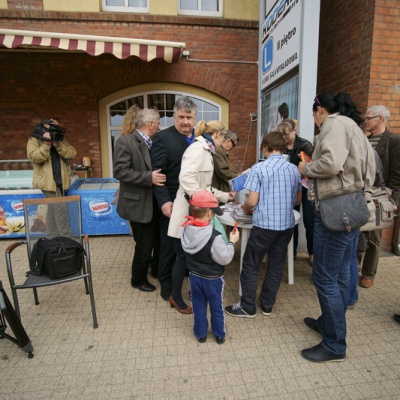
[202,133,216,155]
[181,216,211,227]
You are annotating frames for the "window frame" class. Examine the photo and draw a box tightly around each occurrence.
[102,0,149,13]
[178,0,223,17]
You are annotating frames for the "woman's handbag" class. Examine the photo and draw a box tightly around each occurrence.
[314,141,369,232]
[315,190,369,232]
[360,153,395,231]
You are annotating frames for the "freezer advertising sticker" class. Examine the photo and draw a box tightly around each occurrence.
[0,205,25,236]
[88,198,111,217]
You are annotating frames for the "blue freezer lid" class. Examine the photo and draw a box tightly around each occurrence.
[67,178,119,192]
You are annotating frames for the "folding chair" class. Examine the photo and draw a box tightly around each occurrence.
[5,195,98,329]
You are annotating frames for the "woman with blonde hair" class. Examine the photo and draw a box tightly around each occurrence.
[119,104,140,137]
[167,120,236,314]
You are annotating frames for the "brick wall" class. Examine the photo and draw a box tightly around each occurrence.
[318,0,400,251]
[0,12,259,177]
[7,0,43,10]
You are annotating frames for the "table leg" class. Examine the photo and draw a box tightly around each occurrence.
[239,228,250,296]
[288,234,294,285]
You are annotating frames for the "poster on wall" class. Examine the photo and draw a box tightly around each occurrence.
[259,75,299,160]
[261,0,302,90]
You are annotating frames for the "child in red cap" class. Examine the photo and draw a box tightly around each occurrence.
[181,190,240,344]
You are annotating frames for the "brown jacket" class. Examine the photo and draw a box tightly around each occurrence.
[27,137,76,192]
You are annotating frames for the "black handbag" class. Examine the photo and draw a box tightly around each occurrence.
[29,236,84,279]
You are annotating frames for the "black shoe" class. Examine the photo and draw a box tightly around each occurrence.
[160,288,171,301]
[301,344,345,363]
[197,337,207,343]
[304,317,321,334]
[261,304,272,316]
[132,281,156,292]
[225,302,256,318]
[215,336,225,345]
[393,314,400,324]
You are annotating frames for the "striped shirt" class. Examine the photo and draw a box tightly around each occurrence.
[244,154,302,230]
[368,133,382,150]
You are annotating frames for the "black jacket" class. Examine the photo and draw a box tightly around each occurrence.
[284,135,313,167]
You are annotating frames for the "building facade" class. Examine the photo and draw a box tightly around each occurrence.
[0,0,399,251]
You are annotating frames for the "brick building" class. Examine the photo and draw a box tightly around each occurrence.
[0,0,399,250]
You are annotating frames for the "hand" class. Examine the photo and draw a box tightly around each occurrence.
[298,161,305,175]
[42,132,52,146]
[152,169,166,186]
[52,141,60,148]
[229,227,240,244]
[228,190,236,201]
[161,201,173,218]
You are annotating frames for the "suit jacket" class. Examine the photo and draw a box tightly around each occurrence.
[374,129,400,203]
[150,126,190,208]
[113,131,153,223]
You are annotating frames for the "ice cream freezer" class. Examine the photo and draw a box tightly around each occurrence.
[0,170,44,239]
[66,178,131,235]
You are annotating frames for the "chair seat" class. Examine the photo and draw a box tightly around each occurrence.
[19,270,89,288]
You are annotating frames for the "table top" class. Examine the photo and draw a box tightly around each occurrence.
[217,209,301,229]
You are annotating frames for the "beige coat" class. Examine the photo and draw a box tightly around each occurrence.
[168,136,230,238]
[27,137,77,192]
[303,113,376,200]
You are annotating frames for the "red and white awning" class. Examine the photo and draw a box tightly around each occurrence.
[0,29,185,63]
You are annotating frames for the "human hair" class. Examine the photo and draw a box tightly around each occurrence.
[42,116,60,124]
[120,105,140,137]
[135,108,160,129]
[194,120,226,138]
[225,130,239,144]
[261,131,287,153]
[278,103,289,119]
[174,96,197,115]
[313,92,363,125]
[278,118,298,135]
[366,105,390,122]
[190,205,209,218]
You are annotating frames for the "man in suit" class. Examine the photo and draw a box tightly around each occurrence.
[151,96,197,300]
[358,105,400,289]
[114,108,166,292]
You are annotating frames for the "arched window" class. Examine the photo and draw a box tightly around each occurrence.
[101,89,225,177]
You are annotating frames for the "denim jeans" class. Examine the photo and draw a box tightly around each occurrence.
[312,212,359,355]
[349,231,360,306]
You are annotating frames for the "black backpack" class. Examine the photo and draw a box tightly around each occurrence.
[28,236,85,279]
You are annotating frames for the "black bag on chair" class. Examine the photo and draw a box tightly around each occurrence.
[29,237,84,279]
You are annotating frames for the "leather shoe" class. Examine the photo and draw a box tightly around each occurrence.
[359,277,374,288]
[169,295,193,314]
[393,314,400,324]
[304,317,321,334]
[301,344,345,363]
[132,281,156,292]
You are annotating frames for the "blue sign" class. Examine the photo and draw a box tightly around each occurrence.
[262,38,273,74]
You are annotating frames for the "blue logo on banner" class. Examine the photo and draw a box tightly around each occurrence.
[262,38,273,74]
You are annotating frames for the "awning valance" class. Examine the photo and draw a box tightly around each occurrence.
[0,29,185,63]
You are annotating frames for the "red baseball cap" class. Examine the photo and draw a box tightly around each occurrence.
[189,190,223,216]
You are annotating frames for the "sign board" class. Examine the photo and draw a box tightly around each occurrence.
[261,0,302,89]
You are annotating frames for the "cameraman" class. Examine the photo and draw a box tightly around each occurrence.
[27,117,76,237]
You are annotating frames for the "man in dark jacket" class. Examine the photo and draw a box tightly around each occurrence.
[358,105,400,288]
[113,108,166,292]
[150,97,197,300]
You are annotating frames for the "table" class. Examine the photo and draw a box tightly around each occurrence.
[217,209,301,294]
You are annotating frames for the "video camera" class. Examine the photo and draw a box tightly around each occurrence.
[31,120,66,142]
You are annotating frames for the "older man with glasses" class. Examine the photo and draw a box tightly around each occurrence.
[358,105,400,291]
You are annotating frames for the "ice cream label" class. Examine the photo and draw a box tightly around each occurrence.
[88,198,111,216]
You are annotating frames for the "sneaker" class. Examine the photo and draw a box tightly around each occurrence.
[301,344,345,363]
[225,302,256,318]
[197,337,207,343]
[215,336,225,345]
[359,277,374,288]
[261,305,272,316]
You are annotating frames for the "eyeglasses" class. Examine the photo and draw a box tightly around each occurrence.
[364,115,381,121]
[230,139,237,147]
[314,95,321,106]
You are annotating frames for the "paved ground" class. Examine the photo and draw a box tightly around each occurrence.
[0,235,399,399]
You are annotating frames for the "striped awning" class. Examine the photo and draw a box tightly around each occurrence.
[0,29,185,63]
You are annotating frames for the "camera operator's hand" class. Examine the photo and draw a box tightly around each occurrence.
[52,141,60,148]
[42,132,52,146]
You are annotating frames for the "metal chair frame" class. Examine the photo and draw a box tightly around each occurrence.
[4,195,98,329]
